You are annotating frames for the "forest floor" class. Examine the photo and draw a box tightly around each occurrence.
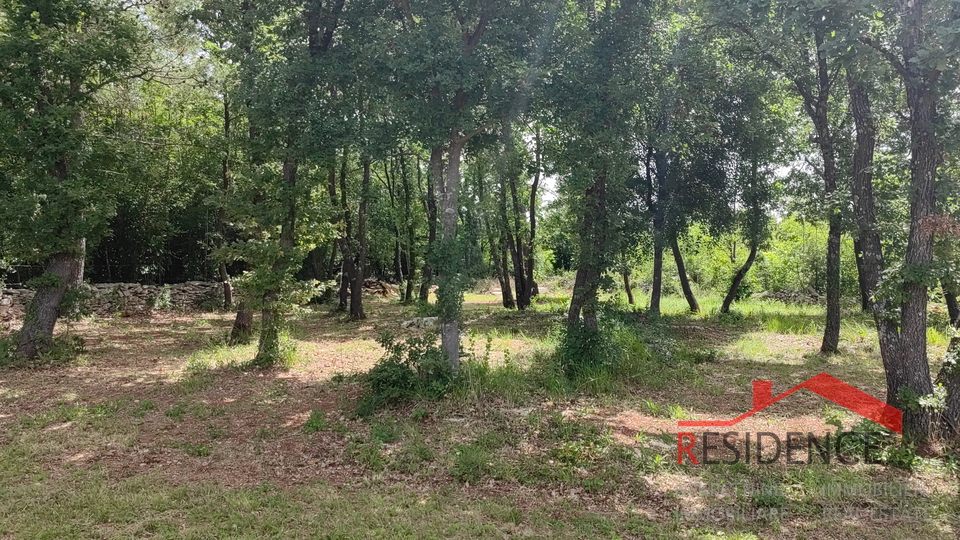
[1,291,958,539]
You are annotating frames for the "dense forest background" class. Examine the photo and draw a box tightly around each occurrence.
[2,0,960,440]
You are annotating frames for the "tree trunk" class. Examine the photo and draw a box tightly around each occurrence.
[438,137,464,371]
[507,154,530,310]
[499,237,515,309]
[216,95,234,310]
[853,238,870,311]
[229,301,254,345]
[649,150,668,318]
[943,279,959,326]
[895,0,939,439]
[350,158,370,320]
[526,127,541,299]
[337,150,352,312]
[671,236,699,313]
[399,152,417,304]
[567,171,606,331]
[15,240,86,359]
[721,242,758,314]
[419,146,441,302]
[623,270,635,305]
[254,157,298,366]
[501,175,526,311]
[650,245,664,318]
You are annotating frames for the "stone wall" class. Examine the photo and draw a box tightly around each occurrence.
[0,282,224,320]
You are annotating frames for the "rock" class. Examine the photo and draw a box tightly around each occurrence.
[400,317,439,329]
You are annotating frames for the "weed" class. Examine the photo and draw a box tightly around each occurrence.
[164,403,188,422]
[175,441,211,457]
[451,443,493,483]
[303,410,328,433]
[357,332,452,415]
[132,400,156,418]
[371,420,401,443]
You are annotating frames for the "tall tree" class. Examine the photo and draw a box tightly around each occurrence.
[705,0,846,353]
[0,0,150,359]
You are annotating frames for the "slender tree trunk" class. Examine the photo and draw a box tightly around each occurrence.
[255,157,298,365]
[216,96,234,310]
[499,236,515,309]
[16,240,86,359]
[438,138,465,370]
[650,245,664,318]
[567,171,606,331]
[399,152,417,304]
[721,242,758,314]
[526,127,541,299]
[853,238,870,311]
[337,150,352,312]
[419,146,441,302]
[623,270,635,305]
[943,279,959,325]
[501,174,526,311]
[671,236,699,313]
[508,159,530,310]
[649,150,668,318]
[811,106,841,354]
[350,158,370,320]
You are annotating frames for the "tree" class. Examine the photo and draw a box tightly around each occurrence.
[0,0,151,360]
[705,0,849,354]
[388,0,552,369]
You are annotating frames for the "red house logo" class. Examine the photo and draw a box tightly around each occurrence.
[677,372,902,434]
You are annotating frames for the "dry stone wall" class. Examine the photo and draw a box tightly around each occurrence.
[0,282,224,320]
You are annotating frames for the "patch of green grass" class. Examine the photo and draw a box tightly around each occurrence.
[174,441,211,457]
[451,443,493,483]
[370,419,401,443]
[164,402,188,421]
[132,400,156,417]
[303,410,328,433]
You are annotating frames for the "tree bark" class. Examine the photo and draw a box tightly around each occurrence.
[721,242,758,314]
[336,150,352,312]
[399,152,417,304]
[419,146,442,302]
[526,127,542,299]
[350,158,370,320]
[16,239,86,359]
[648,150,668,318]
[671,236,699,313]
[501,169,526,311]
[567,171,606,331]
[943,279,960,325]
[254,157,298,366]
[438,137,465,370]
[895,0,939,439]
[229,300,254,345]
[623,270,635,305]
[217,95,234,310]
[853,238,870,311]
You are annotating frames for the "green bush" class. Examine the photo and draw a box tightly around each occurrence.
[357,332,453,415]
[554,323,622,379]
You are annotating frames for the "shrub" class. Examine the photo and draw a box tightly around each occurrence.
[357,332,453,415]
[554,323,622,379]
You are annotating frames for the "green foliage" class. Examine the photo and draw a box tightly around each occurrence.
[451,443,493,484]
[357,332,453,415]
[554,323,623,379]
[303,410,328,434]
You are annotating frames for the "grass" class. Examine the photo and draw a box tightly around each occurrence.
[1,292,959,539]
